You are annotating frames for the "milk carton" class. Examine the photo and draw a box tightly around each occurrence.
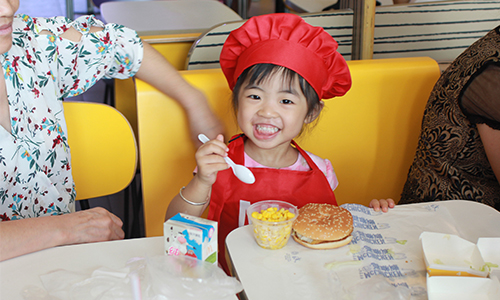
[164,213,217,264]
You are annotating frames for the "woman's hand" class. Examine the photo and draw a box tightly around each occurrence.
[0,207,124,261]
[61,207,125,245]
[195,134,229,186]
[369,198,395,213]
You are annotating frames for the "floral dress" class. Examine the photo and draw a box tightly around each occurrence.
[0,15,143,221]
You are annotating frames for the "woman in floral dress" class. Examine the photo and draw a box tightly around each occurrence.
[0,0,223,261]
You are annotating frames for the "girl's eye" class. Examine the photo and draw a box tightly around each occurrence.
[280,99,294,104]
[248,94,260,100]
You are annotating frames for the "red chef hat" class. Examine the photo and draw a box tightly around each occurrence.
[219,13,351,100]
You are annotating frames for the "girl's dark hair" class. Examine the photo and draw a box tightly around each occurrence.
[232,64,321,121]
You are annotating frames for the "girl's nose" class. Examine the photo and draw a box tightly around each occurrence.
[257,102,278,118]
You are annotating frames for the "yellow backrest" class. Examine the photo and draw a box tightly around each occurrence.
[146,35,198,71]
[300,58,440,204]
[136,57,441,237]
[64,101,138,200]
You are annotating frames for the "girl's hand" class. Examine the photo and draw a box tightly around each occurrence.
[195,134,229,186]
[369,198,395,213]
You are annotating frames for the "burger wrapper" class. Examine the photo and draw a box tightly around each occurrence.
[319,203,464,299]
[321,203,499,300]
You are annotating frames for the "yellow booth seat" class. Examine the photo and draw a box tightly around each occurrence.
[136,57,441,237]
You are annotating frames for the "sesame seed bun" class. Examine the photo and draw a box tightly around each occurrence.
[291,203,353,249]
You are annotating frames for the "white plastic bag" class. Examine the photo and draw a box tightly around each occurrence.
[144,255,242,300]
[23,255,242,300]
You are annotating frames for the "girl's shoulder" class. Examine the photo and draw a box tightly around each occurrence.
[302,150,338,190]
[302,150,331,171]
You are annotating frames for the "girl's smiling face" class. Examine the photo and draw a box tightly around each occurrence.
[236,68,310,152]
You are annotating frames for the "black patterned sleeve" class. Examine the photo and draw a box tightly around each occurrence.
[460,63,500,130]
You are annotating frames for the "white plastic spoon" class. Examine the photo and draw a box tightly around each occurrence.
[198,134,255,184]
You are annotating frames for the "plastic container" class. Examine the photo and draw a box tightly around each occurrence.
[247,200,298,250]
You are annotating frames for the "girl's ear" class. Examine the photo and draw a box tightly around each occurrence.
[304,101,325,124]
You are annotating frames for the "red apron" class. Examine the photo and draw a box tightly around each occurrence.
[208,134,337,273]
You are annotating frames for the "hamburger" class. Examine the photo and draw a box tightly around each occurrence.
[292,203,353,249]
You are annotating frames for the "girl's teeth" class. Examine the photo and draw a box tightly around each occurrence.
[256,125,278,134]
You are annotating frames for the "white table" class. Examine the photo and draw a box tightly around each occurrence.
[0,237,239,299]
[100,0,243,36]
[226,200,500,300]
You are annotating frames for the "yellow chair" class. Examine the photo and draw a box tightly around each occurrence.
[63,101,138,201]
[136,57,441,237]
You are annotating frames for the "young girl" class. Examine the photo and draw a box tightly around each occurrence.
[166,13,393,272]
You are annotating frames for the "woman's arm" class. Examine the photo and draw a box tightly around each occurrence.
[134,42,224,144]
[59,26,224,144]
[477,123,500,185]
[0,207,124,261]
[460,65,500,185]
